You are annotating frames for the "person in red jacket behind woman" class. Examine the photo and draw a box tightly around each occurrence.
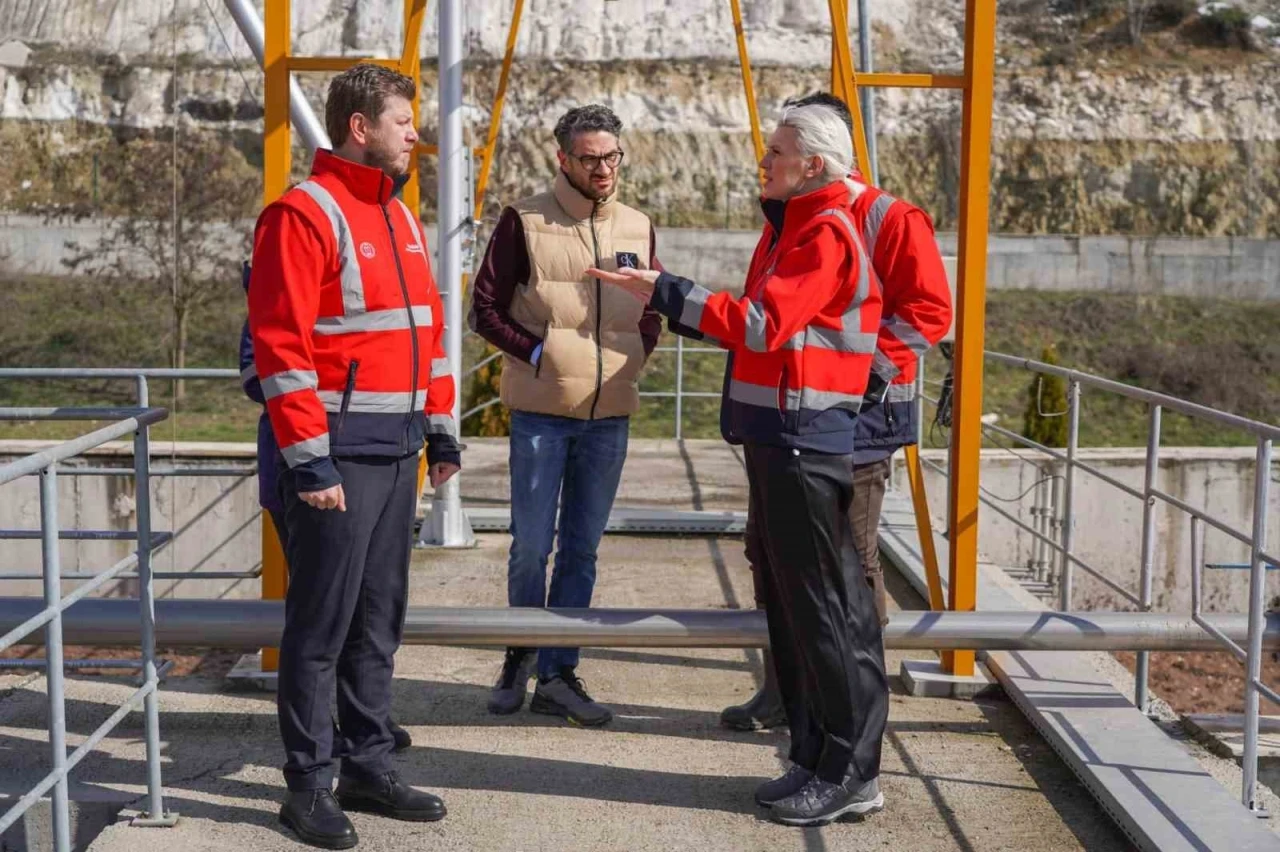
[249,64,458,849]
[590,101,890,827]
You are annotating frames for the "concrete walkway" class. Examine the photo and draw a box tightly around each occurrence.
[0,440,1133,851]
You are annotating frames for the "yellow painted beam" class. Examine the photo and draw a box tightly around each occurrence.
[827,0,872,177]
[263,0,292,206]
[860,72,966,89]
[415,142,486,158]
[728,0,766,170]
[474,0,524,221]
[259,510,287,672]
[905,445,946,611]
[260,0,293,673]
[400,0,427,217]
[943,0,999,678]
[287,56,401,72]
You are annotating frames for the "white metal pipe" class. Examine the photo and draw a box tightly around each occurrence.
[1136,404,1162,713]
[855,0,880,185]
[4,598,1280,652]
[222,0,330,153]
[420,0,473,548]
[1243,437,1273,812]
[39,470,71,852]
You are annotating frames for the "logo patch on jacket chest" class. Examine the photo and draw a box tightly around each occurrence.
[359,242,376,259]
[615,251,639,269]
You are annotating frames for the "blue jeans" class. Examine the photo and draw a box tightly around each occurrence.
[508,410,629,679]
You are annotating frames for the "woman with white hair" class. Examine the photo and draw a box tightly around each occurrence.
[590,102,890,827]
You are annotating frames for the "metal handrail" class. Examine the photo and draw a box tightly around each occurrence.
[0,405,177,847]
[921,351,1277,814]
[985,351,1280,441]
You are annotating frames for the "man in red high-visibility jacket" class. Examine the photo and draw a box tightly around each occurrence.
[249,64,457,849]
[720,92,952,733]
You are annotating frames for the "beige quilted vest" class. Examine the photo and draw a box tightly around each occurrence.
[499,172,652,420]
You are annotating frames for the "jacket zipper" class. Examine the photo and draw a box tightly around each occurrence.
[382,205,419,453]
[337,359,360,433]
[587,200,604,420]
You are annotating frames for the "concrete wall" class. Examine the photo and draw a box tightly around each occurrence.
[657,228,1280,299]
[906,447,1280,615]
[4,439,1277,618]
[0,440,262,601]
[3,213,1277,299]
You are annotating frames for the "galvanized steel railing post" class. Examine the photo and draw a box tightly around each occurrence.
[131,421,173,826]
[1243,437,1273,813]
[1059,380,1080,611]
[674,335,685,441]
[1136,404,1162,713]
[40,467,71,852]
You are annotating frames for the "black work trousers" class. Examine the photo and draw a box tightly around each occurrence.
[276,454,417,791]
[744,442,889,785]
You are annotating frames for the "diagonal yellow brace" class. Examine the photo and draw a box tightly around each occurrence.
[728,0,766,176]
[474,0,525,222]
[827,0,872,177]
[400,0,428,218]
[904,444,946,611]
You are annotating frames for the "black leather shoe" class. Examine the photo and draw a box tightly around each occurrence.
[389,720,412,752]
[336,771,447,822]
[279,789,357,850]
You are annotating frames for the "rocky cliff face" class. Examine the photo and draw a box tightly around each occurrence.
[1,1,1277,236]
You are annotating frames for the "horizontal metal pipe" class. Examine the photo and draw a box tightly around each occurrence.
[1,598,1276,652]
[0,369,237,380]
[986,351,1280,441]
[50,467,255,478]
[0,413,169,486]
[0,531,170,543]
[0,570,261,582]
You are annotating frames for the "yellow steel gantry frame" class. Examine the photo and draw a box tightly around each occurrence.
[259,0,997,677]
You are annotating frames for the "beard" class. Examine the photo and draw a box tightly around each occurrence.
[563,168,613,202]
[363,136,408,179]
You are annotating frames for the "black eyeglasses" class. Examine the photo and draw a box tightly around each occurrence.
[568,150,625,171]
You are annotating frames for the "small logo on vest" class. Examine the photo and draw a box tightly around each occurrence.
[406,242,424,254]
[359,242,376,259]
[615,251,639,269]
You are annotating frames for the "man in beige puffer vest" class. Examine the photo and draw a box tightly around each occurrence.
[469,104,662,726]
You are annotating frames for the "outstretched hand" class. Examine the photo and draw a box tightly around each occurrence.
[587,266,660,303]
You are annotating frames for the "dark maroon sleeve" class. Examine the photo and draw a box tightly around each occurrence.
[467,207,541,364]
[640,226,663,357]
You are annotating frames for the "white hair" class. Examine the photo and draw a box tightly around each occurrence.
[777,103,858,198]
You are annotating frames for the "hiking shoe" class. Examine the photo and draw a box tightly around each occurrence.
[721,649,787,731]
[487,647,537,715]
[770,775,884,827]
[279,788,357,850]
[529,667,613,727]
[754,765,814,808]
[336,771,447,822]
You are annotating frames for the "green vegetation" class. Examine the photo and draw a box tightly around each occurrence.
[2,280,1277,448]
[1022,345,1069,448]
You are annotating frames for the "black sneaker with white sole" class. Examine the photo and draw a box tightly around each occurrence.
[769,775,884,827]
[754,764,814,808]
[529,667,613,727]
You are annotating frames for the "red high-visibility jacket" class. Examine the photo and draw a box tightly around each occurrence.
[848,176,952,456]
[650,180,883,454]
[248,149,458,492]
[852,177,952,396]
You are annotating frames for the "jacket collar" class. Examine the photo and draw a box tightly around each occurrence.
[758,180,852,240]
[554,170,616,221]
[311,149,400,205]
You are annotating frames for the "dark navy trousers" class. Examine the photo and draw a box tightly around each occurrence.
[275,454,417,791]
